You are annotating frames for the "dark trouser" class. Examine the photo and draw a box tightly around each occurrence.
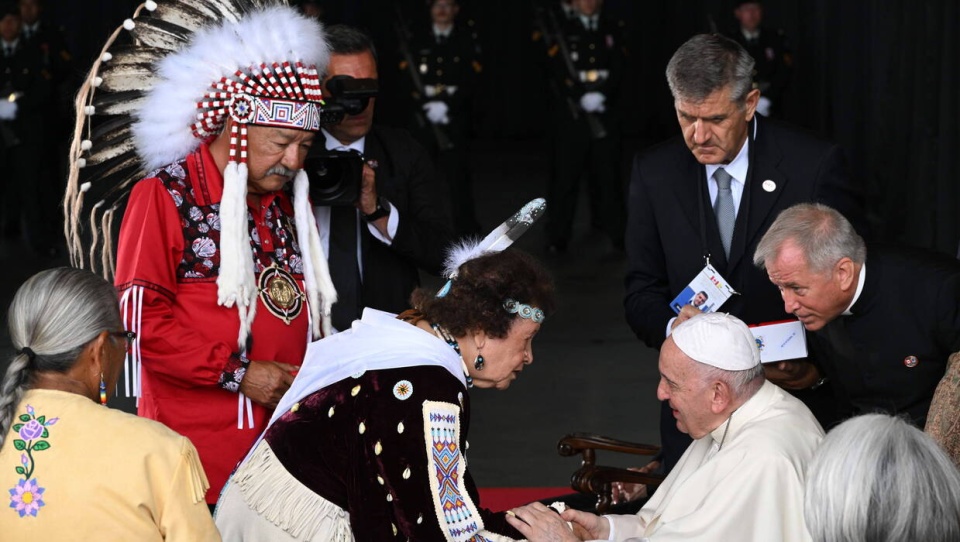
[547,113,624,249]
[437,145,480,237]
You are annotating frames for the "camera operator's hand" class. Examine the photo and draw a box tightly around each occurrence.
[357,162,391,239]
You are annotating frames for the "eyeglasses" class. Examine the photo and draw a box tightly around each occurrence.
[110,330,137,350]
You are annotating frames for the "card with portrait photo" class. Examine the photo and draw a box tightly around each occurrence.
[669,264,736,315]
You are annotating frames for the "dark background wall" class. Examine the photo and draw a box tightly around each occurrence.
[49,0,960,253]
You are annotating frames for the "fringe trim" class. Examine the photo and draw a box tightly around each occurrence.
[181,438,211,505]
[236,394,254,429]
[119,286,143,398]
[233,440,351,540]
[293,170,336,339]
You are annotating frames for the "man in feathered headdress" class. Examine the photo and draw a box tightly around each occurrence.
[110,5,336,505]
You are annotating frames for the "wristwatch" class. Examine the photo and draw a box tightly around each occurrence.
[361,197,389,222]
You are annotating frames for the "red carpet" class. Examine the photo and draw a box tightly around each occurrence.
[478,487,572,511]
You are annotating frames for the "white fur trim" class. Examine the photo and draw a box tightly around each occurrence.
[293,170,336,338]
[132,6,330,170]
[217,161,257,350]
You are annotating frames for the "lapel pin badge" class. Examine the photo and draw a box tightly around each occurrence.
[762,180,777,192]
[904,355,919,368]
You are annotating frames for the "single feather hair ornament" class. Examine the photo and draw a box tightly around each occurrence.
[437,197,547,297]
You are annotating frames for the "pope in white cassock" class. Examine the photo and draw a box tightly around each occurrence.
[508,312,824,542]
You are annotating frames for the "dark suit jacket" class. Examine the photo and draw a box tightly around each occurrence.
[624,116,866,348]
[810,246,960,426]
[314,125,454,315]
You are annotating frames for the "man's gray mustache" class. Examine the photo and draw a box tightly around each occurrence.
[267,166,296,178]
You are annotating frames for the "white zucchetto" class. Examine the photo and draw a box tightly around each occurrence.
[672,313,761,370]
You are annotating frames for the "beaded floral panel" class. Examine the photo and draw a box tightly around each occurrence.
[7,404,57,518]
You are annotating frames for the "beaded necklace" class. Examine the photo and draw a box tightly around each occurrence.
[431,323,473,388]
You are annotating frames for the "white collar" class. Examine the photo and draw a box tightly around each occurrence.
[841,263,866,315]
[742,29,760,41]
[707,380,775,448]
[322,128,365,154]
[433,24,452,38]
[705,129,750,186]
[2,38,19,49]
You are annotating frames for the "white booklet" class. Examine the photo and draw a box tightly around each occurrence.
[670,264,736,315]
[749,319,808,363]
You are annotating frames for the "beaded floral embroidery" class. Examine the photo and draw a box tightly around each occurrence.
[7,405,56,518]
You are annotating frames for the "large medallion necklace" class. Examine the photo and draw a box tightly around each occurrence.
[255,208,304,324]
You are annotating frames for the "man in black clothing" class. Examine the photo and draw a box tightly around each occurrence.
[755,203,960,427]
[313,25,454,332]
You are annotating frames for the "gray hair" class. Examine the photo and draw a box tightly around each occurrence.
[695,359,765,399]
[666,34,755,105]
[0,268,121,447]
[753,203,866,275]
[805,413,960,542]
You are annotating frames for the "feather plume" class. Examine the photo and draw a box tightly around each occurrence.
[442,198,547,278]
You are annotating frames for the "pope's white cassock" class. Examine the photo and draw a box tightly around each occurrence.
[601,380,823,542]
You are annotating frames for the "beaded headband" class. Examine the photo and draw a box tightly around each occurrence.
[503,298,545,323]
[193,63,324,165]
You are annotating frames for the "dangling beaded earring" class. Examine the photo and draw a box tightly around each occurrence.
[99,372,107,405]
[474,352,485,371]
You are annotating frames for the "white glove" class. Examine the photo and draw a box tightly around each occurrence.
[0,99,17,120]
[422,100,449,125]
[580,91,606,113]
[756,96,772,117]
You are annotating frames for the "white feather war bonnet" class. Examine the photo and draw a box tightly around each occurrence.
[63,1,337,347]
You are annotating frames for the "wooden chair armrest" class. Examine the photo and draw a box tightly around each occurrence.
[558,433,664,513]
[558,433,661,460]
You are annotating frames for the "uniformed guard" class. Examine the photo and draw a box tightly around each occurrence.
[0,1,55,250]
[543,0,626,253]
[398,0,482,236]
[727,0,792,118]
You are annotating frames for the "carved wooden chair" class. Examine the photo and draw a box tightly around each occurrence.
[557,433,666,513]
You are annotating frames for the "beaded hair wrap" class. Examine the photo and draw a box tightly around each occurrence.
[503,298,545,324]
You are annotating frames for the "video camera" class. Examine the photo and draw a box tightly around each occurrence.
[307,75,378,205]
[316,75,379,125]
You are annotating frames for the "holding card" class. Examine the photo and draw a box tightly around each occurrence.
[670,264,736,315]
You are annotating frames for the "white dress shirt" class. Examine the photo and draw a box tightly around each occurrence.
[312,129,400,278]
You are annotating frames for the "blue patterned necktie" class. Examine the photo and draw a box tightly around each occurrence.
[713,168,735,257]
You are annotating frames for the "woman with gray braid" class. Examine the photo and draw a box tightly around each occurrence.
[0,268,220,540]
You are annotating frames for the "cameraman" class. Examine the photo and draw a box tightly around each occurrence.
[312,24,454,332]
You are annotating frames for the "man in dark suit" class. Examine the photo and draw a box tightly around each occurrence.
[312,25,454,331]
[622,34,865,481]
[755,203,960,427]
